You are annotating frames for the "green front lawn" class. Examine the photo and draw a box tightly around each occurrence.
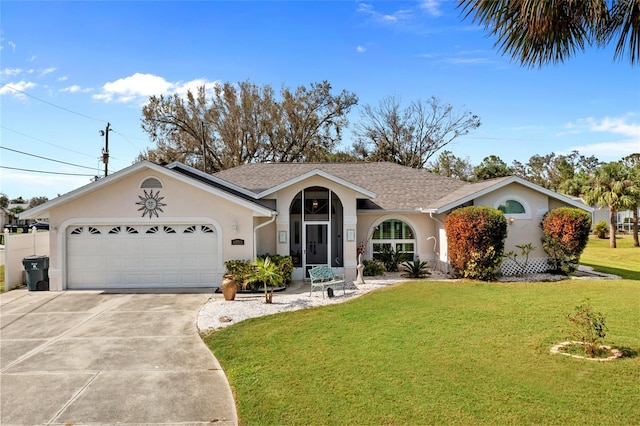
[580,235,640,279]
[204,238,640,425]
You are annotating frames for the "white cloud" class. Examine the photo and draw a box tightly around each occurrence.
[356,45,367,53]
[93,73,218,104]
[562,114,640,160]
[58,76,69,82]
[60,84,82,93]
[40,67,57,76]
[442,57,494,65]
[93,73,174,103]
[357,2,414,25]
[567,141,640,159]
[419,0,442,17]
[2,68,23,76]
[581,115,640,138]
[563,114,640,139]
[0,80,37,98]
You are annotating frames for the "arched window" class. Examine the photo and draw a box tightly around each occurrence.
[371,219,416,261]
[494,195,531,219]
[497,200,525,214]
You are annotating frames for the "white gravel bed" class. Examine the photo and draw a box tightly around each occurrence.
[196,274,411,333]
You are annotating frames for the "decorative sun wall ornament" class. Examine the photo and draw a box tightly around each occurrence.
[136,189,166,218]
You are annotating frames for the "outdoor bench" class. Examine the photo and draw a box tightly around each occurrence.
[308,266,346,298]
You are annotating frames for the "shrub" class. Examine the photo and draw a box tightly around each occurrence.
[444,206,508,281]
[362,259,386,276]
[401,260,430,278]
[541,208,592,274]
[225,255,293,291]
[566,299,608,358]
[224,259,253,287]
[593,220,608,239]
[377,246,407,272]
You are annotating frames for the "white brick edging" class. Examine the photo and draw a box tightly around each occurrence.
[550,341,623,362]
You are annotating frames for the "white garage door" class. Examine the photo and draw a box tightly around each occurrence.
[67,224,220,289]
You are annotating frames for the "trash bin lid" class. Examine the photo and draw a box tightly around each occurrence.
[23,255,49,261]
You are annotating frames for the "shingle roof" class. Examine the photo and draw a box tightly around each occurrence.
[213,162,469,211]
[428,176,513,211]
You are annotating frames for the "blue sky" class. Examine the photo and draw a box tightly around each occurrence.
[2,0,639,201]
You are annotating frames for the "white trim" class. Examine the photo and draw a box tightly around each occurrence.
[493,194,532,220]
[165,162,258,198]
[57,216,224,290]
[428,176,594,214]
[256,169,376,199]
[20,161,274,220]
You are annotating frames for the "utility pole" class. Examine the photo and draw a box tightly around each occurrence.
[101,122,111,177]
[201,121,207,173]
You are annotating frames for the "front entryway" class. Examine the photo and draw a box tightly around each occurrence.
[305,223,328,267]
[289,187,344,278]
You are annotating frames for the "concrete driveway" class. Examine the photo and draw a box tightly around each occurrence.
[0,289,237,426]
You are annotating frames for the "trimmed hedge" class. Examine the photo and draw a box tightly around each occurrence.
[541,207,592,274]
[444,206,508,281]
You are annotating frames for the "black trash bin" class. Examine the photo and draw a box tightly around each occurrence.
[22,255,50,291]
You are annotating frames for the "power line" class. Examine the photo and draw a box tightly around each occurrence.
[1,125,97,159]
[1,125,131,164]
[1,146,99,171]
[0,165,98,177]
[0,82,106,123]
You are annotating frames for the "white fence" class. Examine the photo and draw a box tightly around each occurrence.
[2,229,50,291]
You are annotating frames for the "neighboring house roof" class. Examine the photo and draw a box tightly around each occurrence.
[213,162,468,211]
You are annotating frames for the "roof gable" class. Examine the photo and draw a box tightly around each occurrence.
[20,161,275,220]
[427,175,594,213]
[214,162,467,211]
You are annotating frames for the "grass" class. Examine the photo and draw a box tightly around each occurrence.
[579,235,640,279]
[204,237,640,425]
[0,264,4,292]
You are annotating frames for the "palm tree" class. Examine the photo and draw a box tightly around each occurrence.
[458,0,640,67]
[621,154,640,247]
[248,257,283,304]
[582,162,638,248]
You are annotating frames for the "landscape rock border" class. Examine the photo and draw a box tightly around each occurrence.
[550,341,623,362]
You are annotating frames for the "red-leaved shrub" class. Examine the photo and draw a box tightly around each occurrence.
[444,206,507,280]
[541,207,592,274]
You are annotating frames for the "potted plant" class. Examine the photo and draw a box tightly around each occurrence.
[248,257,283,304]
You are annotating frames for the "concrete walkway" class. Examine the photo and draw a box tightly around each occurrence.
[0,289,237,426]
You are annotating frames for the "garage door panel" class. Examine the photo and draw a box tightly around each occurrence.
[67,224,220,289]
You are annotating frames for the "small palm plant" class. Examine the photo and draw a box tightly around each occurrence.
[400,260,430,278]
[249,257,283,304]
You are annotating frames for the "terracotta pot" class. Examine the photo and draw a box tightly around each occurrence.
[220,275,237,301]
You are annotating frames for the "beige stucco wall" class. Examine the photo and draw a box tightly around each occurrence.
[46,167,260,290]
[356,213,437,264]
[474,182,549,257]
